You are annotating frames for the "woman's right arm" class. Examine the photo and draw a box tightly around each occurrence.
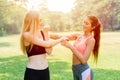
[50,34,61,39]
[50,33,80,41]
[23,32,64,48]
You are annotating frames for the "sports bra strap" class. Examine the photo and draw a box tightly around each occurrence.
[41,31,45,40]
[85,36,93,41]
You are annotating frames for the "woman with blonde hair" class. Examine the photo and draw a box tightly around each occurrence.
[20,10,65,80]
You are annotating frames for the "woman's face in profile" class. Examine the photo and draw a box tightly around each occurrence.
[82,18,92,32]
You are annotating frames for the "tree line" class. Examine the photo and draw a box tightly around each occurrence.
[0,0,120,36]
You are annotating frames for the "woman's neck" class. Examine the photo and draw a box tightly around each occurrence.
[83,32,92,37]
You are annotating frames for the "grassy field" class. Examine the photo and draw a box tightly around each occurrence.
[0,32,120,80]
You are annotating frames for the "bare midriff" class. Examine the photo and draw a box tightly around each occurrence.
[27,54,48,70]
[72,54,82,65]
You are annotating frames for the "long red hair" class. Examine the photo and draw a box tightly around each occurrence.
[87,15,102,63]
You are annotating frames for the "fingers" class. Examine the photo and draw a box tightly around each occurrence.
[60,36,69,45]
[61,42,67,47]
[61,41,65,46]
[44,24,50,31]
[61,36,69,41]
[61,39,69,47]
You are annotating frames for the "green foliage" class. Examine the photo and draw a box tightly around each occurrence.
[0,0,26,36]
[71,0,120,31]
[0,0,120,36]
[0,32,120,80]
[38,0,120,31]
[40,9,74,32]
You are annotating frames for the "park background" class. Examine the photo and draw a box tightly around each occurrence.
[0,0,120,80]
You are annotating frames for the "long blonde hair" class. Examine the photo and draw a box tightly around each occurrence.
[20,10,42,54]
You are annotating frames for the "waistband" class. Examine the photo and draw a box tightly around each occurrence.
[72,63,89,71]
[26,67,49,71]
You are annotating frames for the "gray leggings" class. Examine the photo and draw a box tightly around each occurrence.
[72,63,93,80]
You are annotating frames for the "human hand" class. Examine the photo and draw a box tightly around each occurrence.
[60,36,68,42]
[61,39,71,49]
[44,24,50,31]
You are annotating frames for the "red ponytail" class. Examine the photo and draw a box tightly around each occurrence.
[87,15,102,63]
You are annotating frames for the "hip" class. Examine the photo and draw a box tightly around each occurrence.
[24,67,50,80]
[72,63,90,72]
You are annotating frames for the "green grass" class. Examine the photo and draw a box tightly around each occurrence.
[0,32,120,80]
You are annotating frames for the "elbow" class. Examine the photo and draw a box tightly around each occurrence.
[45,42,53,47]
[81,60,87,64]
[46,44,52,48]
[47,52,52,55]
[46,48,53,55]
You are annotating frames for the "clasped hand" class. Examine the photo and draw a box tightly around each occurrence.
[60,37,71,48]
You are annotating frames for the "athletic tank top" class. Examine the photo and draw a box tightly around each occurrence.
[26,31,46,57]
[73,35,92,54]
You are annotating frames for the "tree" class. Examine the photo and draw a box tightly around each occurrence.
[0,0,26,36]
[70,0,120,31]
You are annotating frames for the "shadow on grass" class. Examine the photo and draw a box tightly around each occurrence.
[0,42,11,47]
[0,55,120,80]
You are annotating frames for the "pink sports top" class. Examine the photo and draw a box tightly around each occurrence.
[73,35,92,54]
[26,31,46,57]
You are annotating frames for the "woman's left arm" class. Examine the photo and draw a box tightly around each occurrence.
[43,29,53,55]
[82,38,95,63]
[61,38,95,64]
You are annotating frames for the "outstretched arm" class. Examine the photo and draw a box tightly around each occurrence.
[50,34,61,40]
[23,32,65,48]
[61,38,95,64]
[50,33,80,41]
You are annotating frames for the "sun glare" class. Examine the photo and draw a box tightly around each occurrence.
[27,0,75,13]
[47,0,75,13]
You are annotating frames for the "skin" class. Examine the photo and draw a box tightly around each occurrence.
[23,28,63,48]
[22,12,66,69]
[61,17,95,65]
[43,24,53,54]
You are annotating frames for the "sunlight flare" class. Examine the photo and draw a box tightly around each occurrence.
[27,0,75,12]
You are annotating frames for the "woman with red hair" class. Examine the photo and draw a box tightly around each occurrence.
[61,15,102,80]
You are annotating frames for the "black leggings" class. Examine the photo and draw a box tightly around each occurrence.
[24,67,50,80]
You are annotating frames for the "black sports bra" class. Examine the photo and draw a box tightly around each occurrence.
[26,31,46,57]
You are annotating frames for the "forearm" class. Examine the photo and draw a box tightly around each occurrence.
[69,45,86,64]
[50,34,74,41]
[50,34,61,40]
[48,39,62,47]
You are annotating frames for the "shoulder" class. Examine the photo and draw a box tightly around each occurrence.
[87,37,95,44]
[23,32,33,42]
[23,32,30,38]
